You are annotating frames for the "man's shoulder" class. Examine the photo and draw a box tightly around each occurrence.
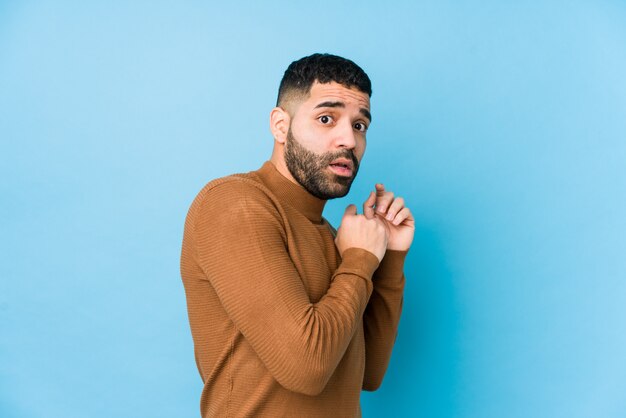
[182,169,286,245]
[188,170,278,216]
[201,171,269,198]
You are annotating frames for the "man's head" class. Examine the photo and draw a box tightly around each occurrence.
[269,53,372,200]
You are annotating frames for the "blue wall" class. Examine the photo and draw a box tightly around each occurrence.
[2,1,625,417]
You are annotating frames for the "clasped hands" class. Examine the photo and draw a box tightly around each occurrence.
[335,184,415,262]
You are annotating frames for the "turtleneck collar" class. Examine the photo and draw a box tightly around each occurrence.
[254,161,327,224]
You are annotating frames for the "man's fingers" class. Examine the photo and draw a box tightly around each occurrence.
[375,189,395,215]
[363,191,376,219]
[392,207,414,226]
[343,204,358,218]
[384,197,405,221]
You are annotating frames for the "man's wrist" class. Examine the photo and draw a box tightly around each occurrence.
[374,249,407,281]
[338,247,380,281]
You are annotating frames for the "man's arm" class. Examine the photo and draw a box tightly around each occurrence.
[360,184,414,390]
[362,250,407,390]
[192,179,385,396]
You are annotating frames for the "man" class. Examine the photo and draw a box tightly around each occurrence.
[180,53,414,417]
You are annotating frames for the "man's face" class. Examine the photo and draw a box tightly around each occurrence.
[283,81,371,200]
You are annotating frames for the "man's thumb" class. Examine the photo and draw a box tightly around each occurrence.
[343,204,357,218]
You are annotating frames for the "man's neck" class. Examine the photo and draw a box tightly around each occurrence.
[255,160,327,224]
[269,154,299,186]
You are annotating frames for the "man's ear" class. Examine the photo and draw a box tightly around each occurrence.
[270,106,291,144]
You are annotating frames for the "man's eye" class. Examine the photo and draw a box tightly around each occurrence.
[354,122,368,132]
[318,115,333,124]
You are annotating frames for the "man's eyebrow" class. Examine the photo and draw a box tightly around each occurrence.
[314,101,372,122]
[360,108,372,123]
[314,101,345,110]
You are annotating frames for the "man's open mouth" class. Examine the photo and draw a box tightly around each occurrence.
[329,159,354,176]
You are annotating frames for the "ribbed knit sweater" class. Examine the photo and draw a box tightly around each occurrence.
[180,161,407,417]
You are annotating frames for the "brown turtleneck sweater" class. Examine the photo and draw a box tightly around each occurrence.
[180,161,406,417]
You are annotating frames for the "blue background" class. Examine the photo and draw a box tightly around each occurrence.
[2,1,625,417]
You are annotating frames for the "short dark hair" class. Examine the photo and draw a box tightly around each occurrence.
[276,53,372,108]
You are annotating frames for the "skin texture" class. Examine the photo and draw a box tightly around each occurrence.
[269,81,414,257]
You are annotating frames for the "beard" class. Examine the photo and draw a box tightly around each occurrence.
[284,126,360,200]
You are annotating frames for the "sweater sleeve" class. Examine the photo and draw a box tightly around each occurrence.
[193,180,380,396]
[362,249,407,391]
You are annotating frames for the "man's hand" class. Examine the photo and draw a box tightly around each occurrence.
[363,184,415,252]
[335,204,389,262]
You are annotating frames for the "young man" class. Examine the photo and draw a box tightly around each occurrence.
[180,53,414,417]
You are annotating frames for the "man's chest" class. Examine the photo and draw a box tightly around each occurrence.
[284,216,341,303]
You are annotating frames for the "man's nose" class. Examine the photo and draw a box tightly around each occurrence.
[333,120,357,149]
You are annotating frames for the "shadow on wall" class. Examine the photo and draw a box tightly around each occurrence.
[362,221,461,418]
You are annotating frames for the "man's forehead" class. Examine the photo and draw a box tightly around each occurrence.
[308,81,370,109]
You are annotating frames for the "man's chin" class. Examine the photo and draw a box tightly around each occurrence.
[325,180,354,199]
[330,174,355,188]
